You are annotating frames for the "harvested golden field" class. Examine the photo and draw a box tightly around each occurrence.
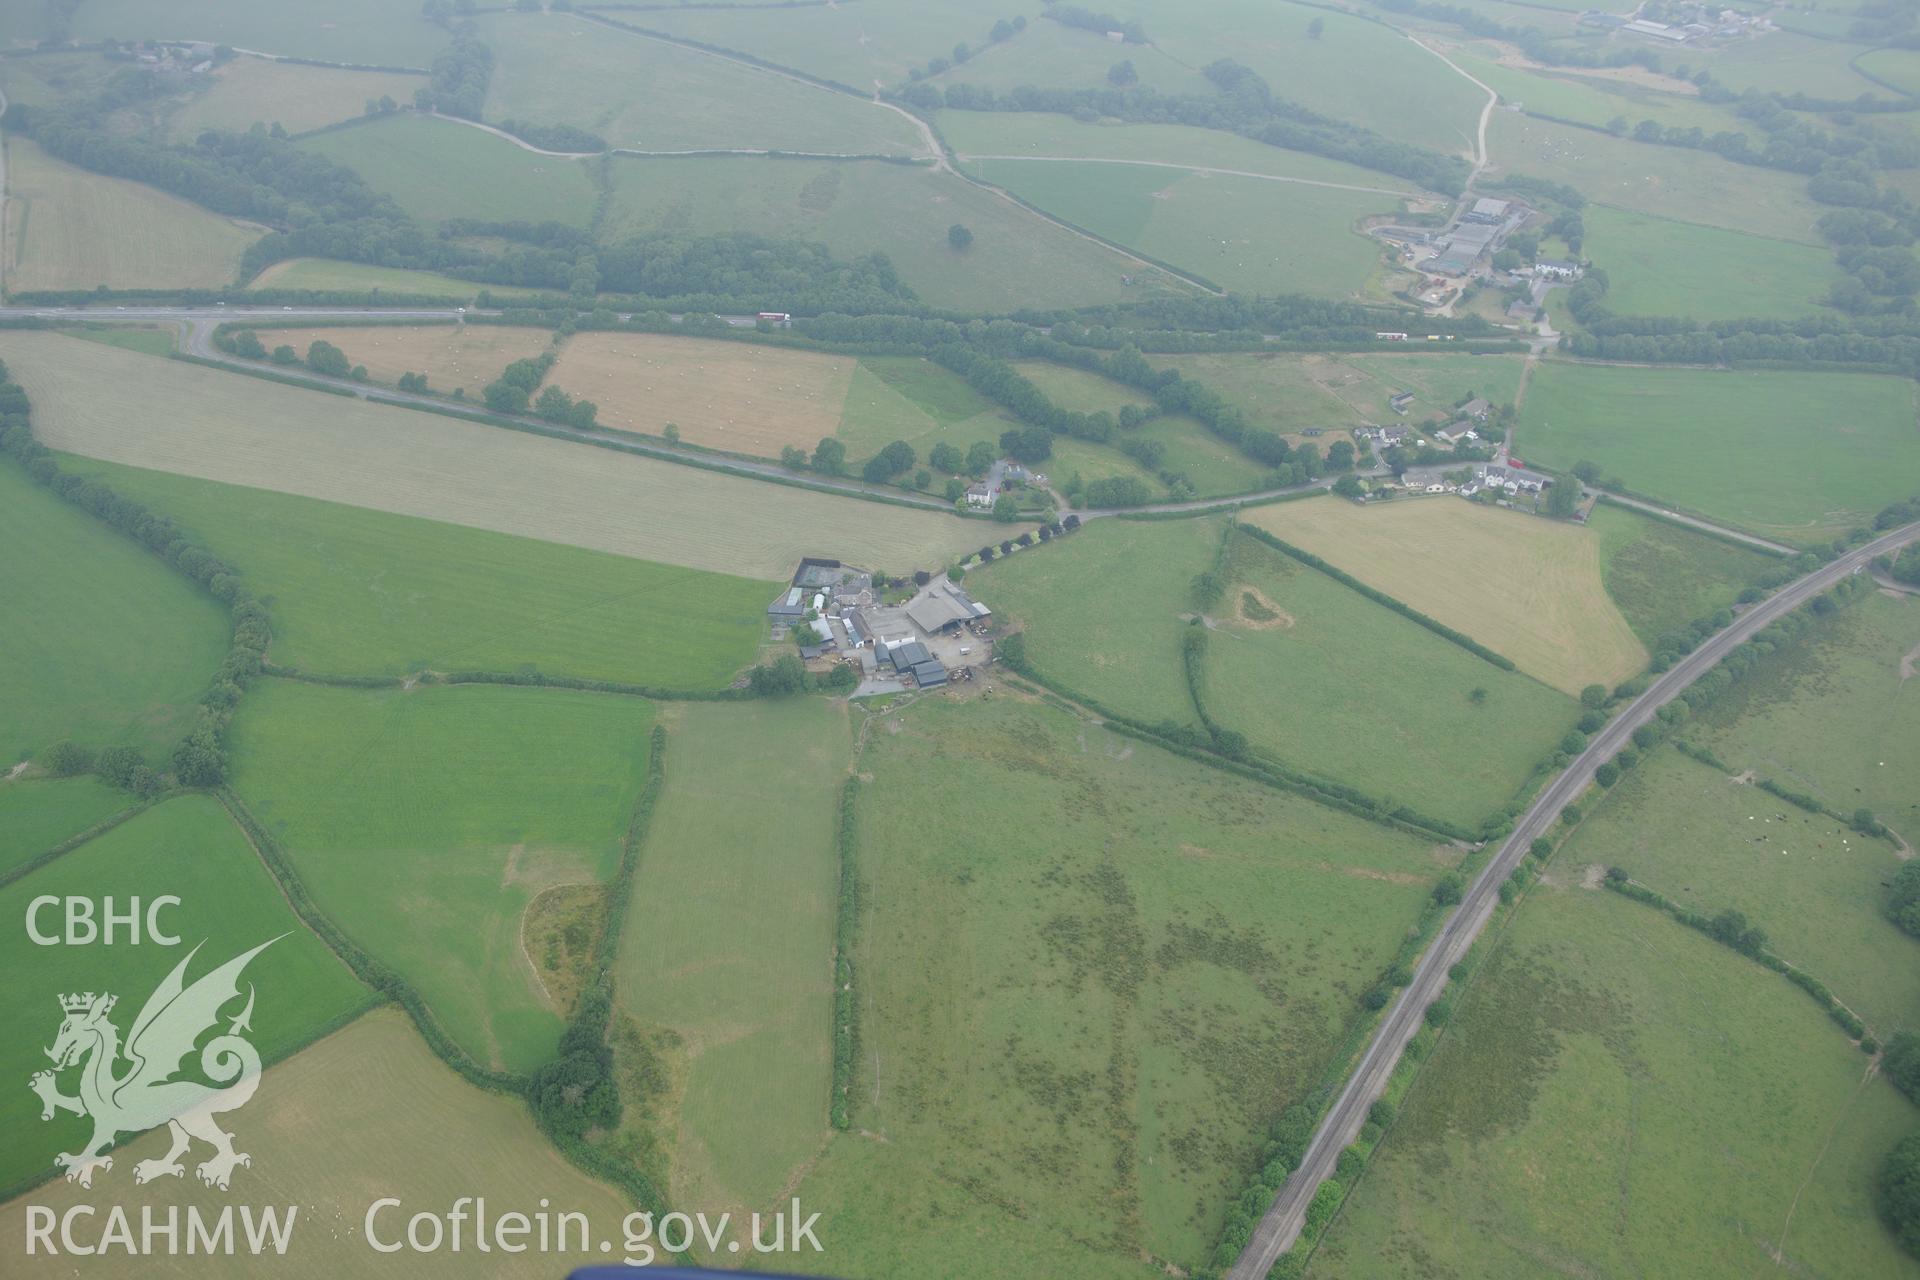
[164,54,426,140]
[1243,497,1648,694]
[253,323,553,395]
[6,332,993,578]
[1,1009,634,1277]
[542,332,856,454]
[2,139,259,292]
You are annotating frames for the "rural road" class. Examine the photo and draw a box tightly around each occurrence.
[1595,492,1800,556]
[954,154,1424,200]
[0,304,1352,521]
[1225,515,1920,1280]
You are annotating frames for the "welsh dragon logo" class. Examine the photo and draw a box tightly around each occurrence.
[30,937,280,1191]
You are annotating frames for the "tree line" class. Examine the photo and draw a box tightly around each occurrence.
[895,60,1470,194]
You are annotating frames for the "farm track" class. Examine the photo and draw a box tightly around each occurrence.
[953,154,1426,200]
[1225,516,1920,1280]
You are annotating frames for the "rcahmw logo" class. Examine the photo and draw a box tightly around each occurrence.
[30,937,281,1190]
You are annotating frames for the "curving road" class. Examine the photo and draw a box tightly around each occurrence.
[1225,516,1920,1280]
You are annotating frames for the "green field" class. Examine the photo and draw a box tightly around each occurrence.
[1570,743,1920,1032]
[614,699,850,1219]
[1587,501,1778,647]
[1129,0,1488,157]
[967,157,1399,298]
[0,777,136,878]
[792,695,1446,1278]
[1699,31,1886,100]
[3,138,260,293]
[0,794,372,1196]
[1857,47,1920,96]
[977,516,1223,730]
[298,114,598,226]
[1454,54,1749,136]
[58,460,774,689]
[636,0,1020,92]
[937,111,1427,194]
[929,22,1217,97]
[0,461,229,764]
[70,0,449,66]
[601,154,1179,312]
[230,681,655,1075]
[1487,112,1828,244]
[165,55,425,141]
[1158,350,1525,436]
[1206,529,1578,829]
[1516,362,1920,544]
[245,257,551,299]
[1582,204,1841,321]
[477,13,924,155]
[839,356,1011,460]
[1692,589,1920,853]
[0,51,126,106]
[1309,884,1920,1279]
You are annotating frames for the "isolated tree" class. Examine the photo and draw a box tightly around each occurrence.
[1307,16,1325,37]
[913,569,932,587]
[913,468,932,490]
[270,344,298,366]
[1108,59,1138,86]
[305,340,350,377]
[1433,872,1464,905]
[811,437,847,475]
[948,223,974,252]
[964,440,997,475]
[991,18,1015,42]
[232,330,266,359]
[662,423,680,444]
[1468,686,1488,704]
[993,494,1019,522]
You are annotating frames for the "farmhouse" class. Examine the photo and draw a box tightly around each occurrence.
[1460,397,1492,421]
[1535,259,1582,280]
[965,482,995,507]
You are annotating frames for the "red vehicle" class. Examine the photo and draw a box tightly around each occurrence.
[757,311,792,325]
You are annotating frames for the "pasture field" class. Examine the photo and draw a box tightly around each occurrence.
[0,51,124,106]
[967,158,1398,298]
[1585,501,1778,647]
[929,22,1217,97]
[636,0,1014,91]
[477,13,924,156]
[1128,414,1274,495]
[164,55,425,141]
[1452,54,1746,136]
[791,696,1445,1278]
[0,459,229,764]
[245,257,551,299]
[2,1008,638,1278]
[1698,31,1885,100]
[1129,0,1488,157]
[70,0,450,67]
[1486,112,1828,243]
[298,114,597,226]
[835,356,1010,459]
[543,331,856,454]
[1157,350,1526,435]
[1567,744,1920,1032]
[0,777,134,878]
[615,700,850,1220]
[1691,590,1920,850]
[61,460,774,689]
[599,155,1178,312]
[937,112,1429,194]
[5,332,998,578]
[239,323,552,395]
[1858,47,1920,96]
[1515,362,1920,545]
[0,795,373,1196]
[1308,885,1920,1280]
[1244,498,1649,694]
[59,325,175,356]
[1582,204,1841,321]
[2,139,259,293]
[1012,360,1157,415]
[1207,530,1578,829]
[230,681,655,1075]
[976,516,1224,730]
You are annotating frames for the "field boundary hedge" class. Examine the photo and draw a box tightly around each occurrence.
[1671,739,1897,844]
[1236,523,1519,669]
[1591,490,1795,557]
[216,789,529,1093]
[0,797,158,892]
[830,777,860,1129]
[1602,872,1877,1048]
